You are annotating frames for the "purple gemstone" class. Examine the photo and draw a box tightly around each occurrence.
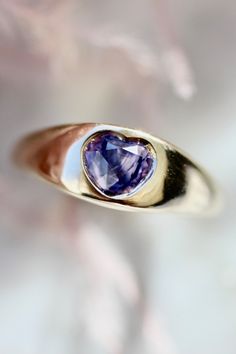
[83,131,156,197]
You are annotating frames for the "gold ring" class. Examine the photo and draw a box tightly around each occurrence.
[14,123,221,215]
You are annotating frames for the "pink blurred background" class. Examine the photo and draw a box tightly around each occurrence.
[0,1,236,353]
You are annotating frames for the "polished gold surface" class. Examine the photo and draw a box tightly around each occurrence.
[14,123,220,215]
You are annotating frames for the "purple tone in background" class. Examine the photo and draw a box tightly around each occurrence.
[0,1,236,354]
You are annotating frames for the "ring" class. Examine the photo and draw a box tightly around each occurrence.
[14,123,220,215]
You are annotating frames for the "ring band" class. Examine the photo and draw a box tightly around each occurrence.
[14,123,220,215]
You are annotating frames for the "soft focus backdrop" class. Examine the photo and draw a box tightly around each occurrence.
[0,1,236,354]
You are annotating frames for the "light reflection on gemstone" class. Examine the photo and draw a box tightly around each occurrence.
[83,131,156,197]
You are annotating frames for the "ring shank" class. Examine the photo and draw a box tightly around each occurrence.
[14,123,220,215]
[157,148,219,214]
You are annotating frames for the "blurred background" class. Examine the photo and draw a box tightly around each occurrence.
[0,0,236,353]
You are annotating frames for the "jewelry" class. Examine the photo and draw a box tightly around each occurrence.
[14,123,220,214]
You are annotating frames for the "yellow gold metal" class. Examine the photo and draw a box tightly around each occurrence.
[14,123,221,215]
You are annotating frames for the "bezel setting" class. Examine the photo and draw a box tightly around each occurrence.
[82,130,157,200]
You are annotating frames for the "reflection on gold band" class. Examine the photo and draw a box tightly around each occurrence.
[14,123,221,215]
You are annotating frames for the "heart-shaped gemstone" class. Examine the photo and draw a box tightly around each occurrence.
[83,131,156,197]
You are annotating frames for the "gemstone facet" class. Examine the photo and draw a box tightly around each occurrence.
[82,131,156,198]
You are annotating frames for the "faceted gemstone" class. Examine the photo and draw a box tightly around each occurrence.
[83,131,156,197]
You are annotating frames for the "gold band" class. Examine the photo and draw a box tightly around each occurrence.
[14,123,221,215]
